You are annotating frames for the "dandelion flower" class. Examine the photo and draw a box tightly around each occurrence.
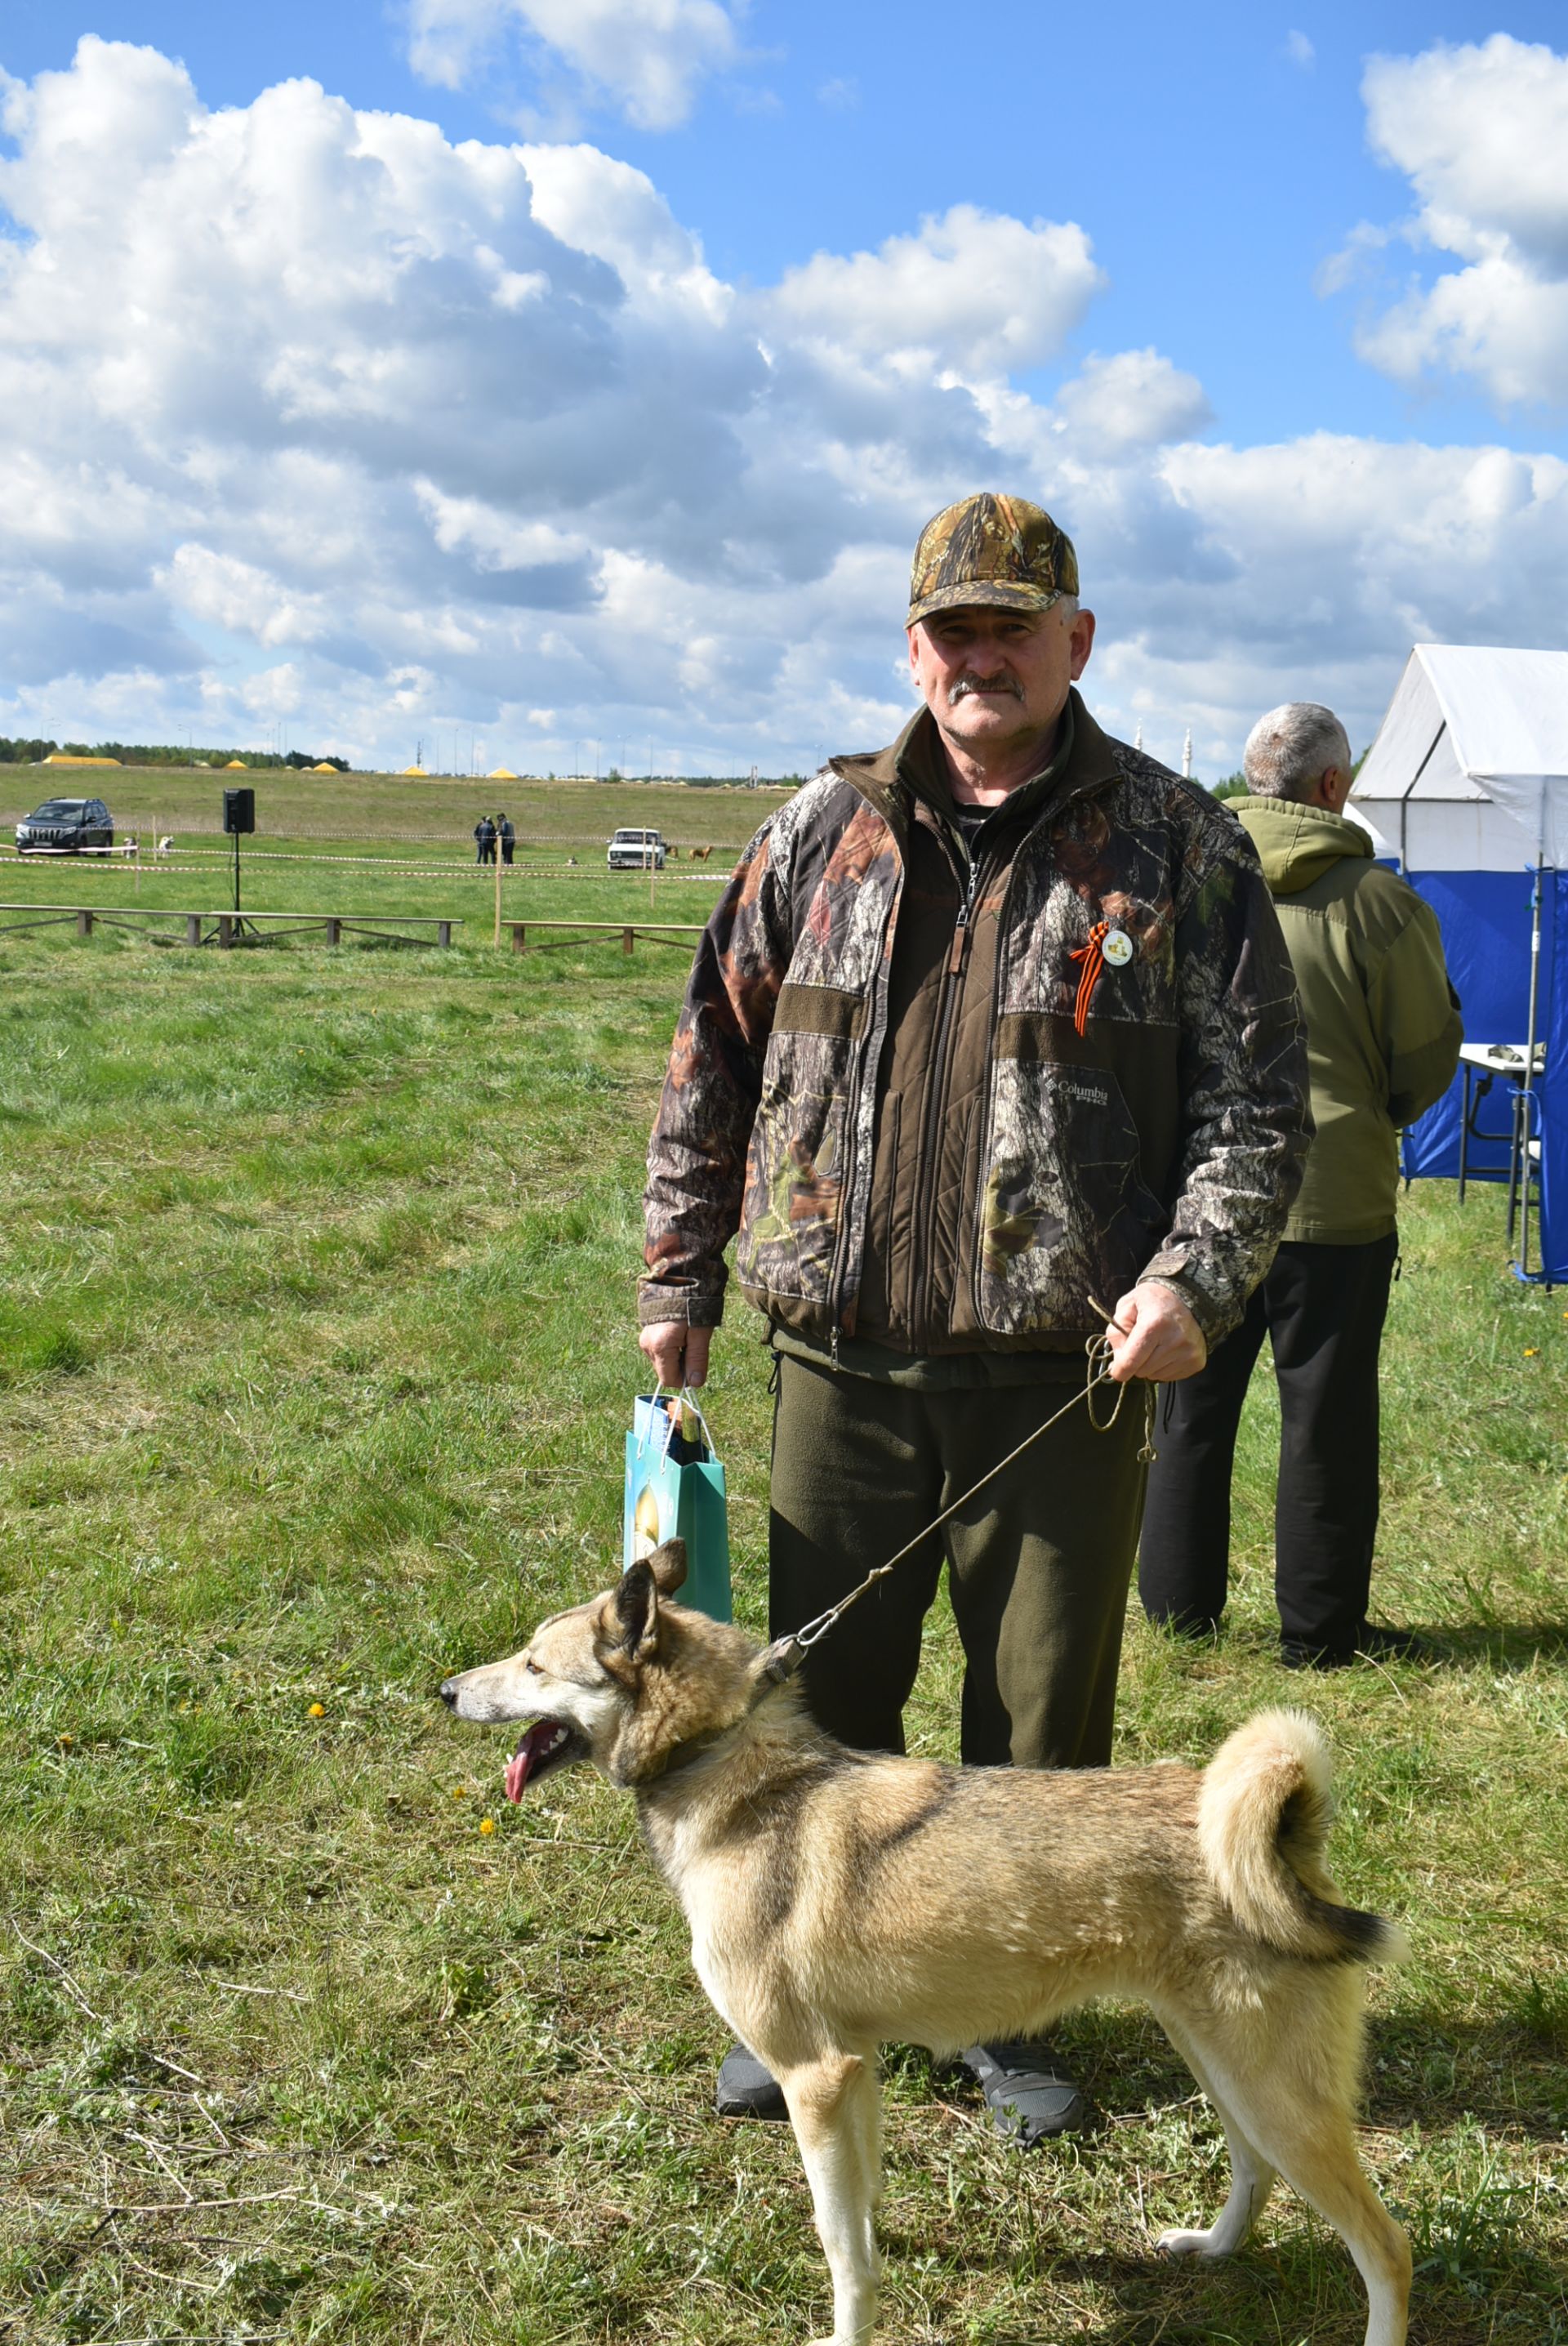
[1525,1347,1539,1358]
[58,1733,74,1748]
[308,1702,326,1718]
[479,1817,497,1835]
[452,1784,466,1797]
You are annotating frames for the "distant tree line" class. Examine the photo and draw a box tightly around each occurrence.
[2,734,806,783]
[0,737,350,771]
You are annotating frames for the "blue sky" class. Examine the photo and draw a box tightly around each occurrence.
[2,2,1566,772]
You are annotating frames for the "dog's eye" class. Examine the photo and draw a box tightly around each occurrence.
[524,1658,542,1675]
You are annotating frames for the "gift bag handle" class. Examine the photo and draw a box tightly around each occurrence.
[643,1381,722,1464]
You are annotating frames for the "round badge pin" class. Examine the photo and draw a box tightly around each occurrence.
[1102,927,1134,968]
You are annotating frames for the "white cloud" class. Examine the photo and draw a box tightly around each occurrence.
[519,141,731,323]
[404,0,739,130]
[1051,350,1213,454]
[1285,30,1315,70]
[5,38,1568,780]
[1348,35,1568,408]
[160,546,330,647]
[414,484,591,573]
[767,205,1105,379]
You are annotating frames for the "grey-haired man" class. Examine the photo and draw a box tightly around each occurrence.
[1140,700,1461,1668]
[639,494,1310,2136]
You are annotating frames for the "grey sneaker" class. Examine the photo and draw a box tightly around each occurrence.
[715,2040,788,2120]
[961,2039,1086,2143]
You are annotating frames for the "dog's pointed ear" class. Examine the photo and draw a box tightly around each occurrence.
[647,1539,687,1596]
[612,1559,662,1663]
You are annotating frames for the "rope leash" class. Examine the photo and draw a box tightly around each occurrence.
[751,1313,1157,1696]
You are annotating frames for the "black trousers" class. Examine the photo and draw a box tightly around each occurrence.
[1138,1234,1397,1657]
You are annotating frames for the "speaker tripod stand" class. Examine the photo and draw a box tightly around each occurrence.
[220,783,261,942]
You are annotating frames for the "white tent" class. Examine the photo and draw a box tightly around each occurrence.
[1351,644,1568,871]
[1349,643,1568,1284]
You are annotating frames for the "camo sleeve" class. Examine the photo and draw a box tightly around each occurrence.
[1137,819,1312,1345]
[639,823,795,1327]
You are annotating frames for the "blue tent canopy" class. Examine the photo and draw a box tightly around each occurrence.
[1349,646,1568,1286]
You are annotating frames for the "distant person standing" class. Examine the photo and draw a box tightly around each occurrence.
[497,814,515,866]
[1139,701,1463,1669]
[474,814,497,865]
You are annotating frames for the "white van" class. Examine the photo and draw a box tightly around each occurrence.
[607,827,667,870]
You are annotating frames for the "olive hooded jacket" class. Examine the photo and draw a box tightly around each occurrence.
[1233,796,1463,1243]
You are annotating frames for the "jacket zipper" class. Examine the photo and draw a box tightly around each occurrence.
[824,873,902,1342]
[965,778,1116,1333]
[910,836,982,1349]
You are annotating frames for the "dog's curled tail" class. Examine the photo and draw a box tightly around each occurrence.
[1198,1709,1410,1965]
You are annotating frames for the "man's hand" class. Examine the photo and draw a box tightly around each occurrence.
[638,1320,713,1389]
[1103,1282,1206,1384]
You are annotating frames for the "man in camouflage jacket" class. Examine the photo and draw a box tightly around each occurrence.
[640,493,1310,2137]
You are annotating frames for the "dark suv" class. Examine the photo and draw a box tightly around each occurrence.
[16,796,115,854]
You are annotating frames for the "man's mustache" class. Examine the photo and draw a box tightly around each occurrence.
[950,674,1026,702]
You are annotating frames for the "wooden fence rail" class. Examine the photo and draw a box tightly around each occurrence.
[507,920,706,955]
[0,906,712,955]
[0,904,461,948]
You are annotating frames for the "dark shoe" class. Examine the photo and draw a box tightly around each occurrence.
[1356,1621,1434,1664]
[715,2040,788,2120]
[1281,1621,1434,1671]
[1145,1610,1223,1642]
[961,2039,1085,2143]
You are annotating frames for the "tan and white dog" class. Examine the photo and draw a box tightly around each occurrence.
[442,1541,1411,2346]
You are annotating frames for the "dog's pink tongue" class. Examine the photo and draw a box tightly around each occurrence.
[505,1721,550,1804]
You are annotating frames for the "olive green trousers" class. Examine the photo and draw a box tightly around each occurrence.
[768,1354,1150,1770]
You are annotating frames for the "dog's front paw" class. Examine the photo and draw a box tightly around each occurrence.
[1156,2224,1222,2259]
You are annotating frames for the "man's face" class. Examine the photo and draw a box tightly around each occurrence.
[907,602,1095,758]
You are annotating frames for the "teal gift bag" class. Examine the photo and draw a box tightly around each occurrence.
[622,1389,732,1622]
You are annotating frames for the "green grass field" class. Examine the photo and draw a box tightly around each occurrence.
[2,905,1565,2345]
[0,766,763,953]
[1,765,795,850]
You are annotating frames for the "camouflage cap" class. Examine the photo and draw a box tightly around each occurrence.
[907,492,1079,627]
